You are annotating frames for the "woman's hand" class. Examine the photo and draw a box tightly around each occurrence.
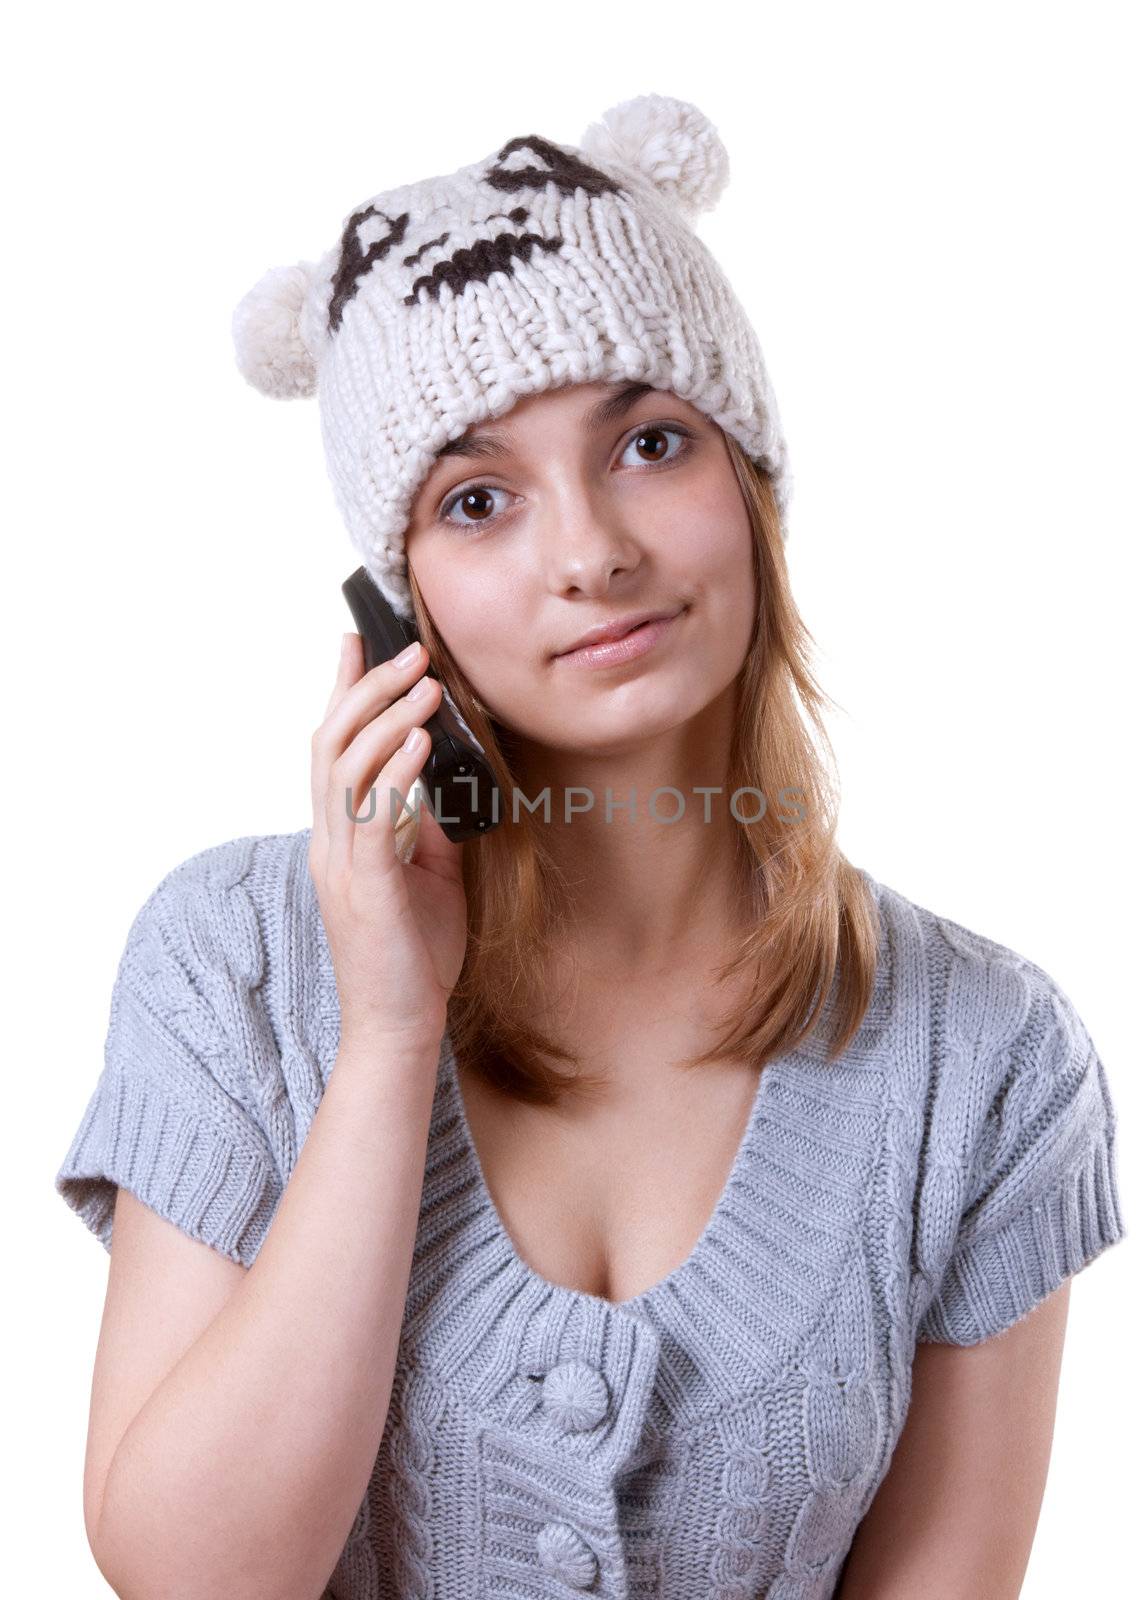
[309,633,468,1049]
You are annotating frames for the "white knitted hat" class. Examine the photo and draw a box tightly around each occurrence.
[231,93,792,622]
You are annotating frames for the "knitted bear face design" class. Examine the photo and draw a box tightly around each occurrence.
[326,134,629,333]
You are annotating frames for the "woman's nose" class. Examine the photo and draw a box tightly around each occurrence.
[539,488,643,597]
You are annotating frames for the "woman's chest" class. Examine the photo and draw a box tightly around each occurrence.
[456,1035,764,1306]
[324,1010,925,1599]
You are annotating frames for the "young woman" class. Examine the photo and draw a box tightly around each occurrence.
[55,95,1125,1600]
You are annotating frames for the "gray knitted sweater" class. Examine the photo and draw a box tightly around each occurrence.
[55,828,1126,1600]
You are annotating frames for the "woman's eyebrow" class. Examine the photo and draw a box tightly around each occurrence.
[432,381,658,464]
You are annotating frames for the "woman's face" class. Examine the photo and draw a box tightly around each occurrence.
[404,379,757,756]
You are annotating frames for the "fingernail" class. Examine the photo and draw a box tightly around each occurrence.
[341,633,355,663]
[394,642,420,668]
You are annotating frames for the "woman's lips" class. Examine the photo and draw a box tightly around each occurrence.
[553,608,685,669]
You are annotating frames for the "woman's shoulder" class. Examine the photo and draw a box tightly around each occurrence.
[139,826,322,986]
[145,820,336,1077]
[859,866,1084,1054]
[145,825,312,918]
[54,825,324,1266]
[857,868,1125,1342]
[115,825,336,1159]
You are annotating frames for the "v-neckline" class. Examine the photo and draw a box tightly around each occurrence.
[426,868,891,1338]
[301,840,893,1437]
[440,1029,784,1315]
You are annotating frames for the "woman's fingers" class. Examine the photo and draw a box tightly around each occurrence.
[324,675,441,878]
[310,634,366,860]
[309,630,443,885]
[319,641,428,756]
[306,632,469,1042]
[312,634,423,851]
[322,632,361,721]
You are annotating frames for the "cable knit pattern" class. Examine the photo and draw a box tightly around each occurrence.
[710,1403,772,1595]
[54,827,1128,1597]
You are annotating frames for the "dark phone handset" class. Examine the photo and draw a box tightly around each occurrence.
[341,566,502,844]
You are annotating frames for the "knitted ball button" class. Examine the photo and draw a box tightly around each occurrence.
[536,1520,599,1588]
[541,1359,610,1433]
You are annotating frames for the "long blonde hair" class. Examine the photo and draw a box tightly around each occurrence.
[407,437,880,1106]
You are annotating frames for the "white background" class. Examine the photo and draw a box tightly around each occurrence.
[8,1,1139,1592]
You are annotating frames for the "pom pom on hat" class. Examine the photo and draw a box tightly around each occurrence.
[231,261,320,400]
[579,93,730,227]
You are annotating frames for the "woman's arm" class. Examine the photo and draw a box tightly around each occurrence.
[89,1029,443,1600]
[836,1283,1071,1600]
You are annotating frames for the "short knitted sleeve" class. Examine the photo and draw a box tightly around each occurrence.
[917,949,1126,1346]
[54,838,287,1269]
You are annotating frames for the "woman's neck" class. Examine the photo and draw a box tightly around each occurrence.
[514,696,751,975]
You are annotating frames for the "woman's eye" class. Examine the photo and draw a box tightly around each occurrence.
[437,483,513,529]
[436,423,693,529]
[619,424,691,469]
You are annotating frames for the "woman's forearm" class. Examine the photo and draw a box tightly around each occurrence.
[92,1029,444,1600]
